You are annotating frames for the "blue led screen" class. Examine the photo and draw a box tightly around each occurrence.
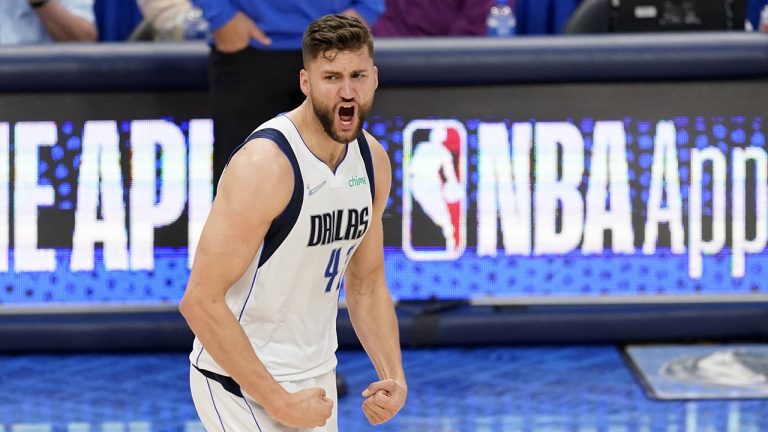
[0,83,766,306]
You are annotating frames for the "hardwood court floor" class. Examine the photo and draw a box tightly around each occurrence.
[0,347,766,431]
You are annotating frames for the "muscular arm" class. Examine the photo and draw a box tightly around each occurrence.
[344,132,407,424]
[33,0,97,42]
[179,139,331,428]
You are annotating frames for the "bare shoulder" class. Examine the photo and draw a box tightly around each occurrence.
[217,137,294,220]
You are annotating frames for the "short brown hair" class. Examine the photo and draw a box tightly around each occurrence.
[302,14,374,67]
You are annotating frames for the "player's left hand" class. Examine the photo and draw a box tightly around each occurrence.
[361,379,407,425]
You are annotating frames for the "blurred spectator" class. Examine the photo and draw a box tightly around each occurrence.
[749,0,768,30]
[134,0,209,41]
[0,0,97,45]
[135,0,191,40]
[191,0,384,187]
[518,0,578,35]
[373,0,492,36]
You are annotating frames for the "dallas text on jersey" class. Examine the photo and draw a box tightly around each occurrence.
[308,207,370,247]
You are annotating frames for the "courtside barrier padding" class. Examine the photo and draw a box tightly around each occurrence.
[0,32,767,92]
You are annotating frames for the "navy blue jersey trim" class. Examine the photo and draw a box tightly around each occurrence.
[194,345,205,368]
[196,364,243,398]
[205,376,228,431]
[357,132,375,201]
[243,399,264,432]
[284,114,350,175]
[235,128,304,268]
[237,267,260,322]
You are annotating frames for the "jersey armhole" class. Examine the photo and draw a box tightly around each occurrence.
[357,132,376,201]
[236,128,304,268]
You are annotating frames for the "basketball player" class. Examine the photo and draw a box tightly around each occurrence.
[179,14,406,431]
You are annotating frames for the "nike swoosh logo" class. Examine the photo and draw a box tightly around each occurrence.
[307,180,327,196]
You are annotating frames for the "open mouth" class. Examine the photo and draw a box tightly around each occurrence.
[338,105,355,127]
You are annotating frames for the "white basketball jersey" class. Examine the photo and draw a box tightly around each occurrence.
[190,115,375,381]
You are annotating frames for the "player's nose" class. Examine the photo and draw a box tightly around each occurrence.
[339,78,354,99]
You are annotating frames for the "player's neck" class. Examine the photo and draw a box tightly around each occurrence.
[289,102,347,171]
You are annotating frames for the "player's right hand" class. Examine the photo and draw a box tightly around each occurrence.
[213,12,271,53]
[266,387,333,428]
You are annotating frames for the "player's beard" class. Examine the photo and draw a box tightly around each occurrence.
[312,95,373,144]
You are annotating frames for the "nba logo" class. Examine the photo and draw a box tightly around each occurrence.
[402,119,467,261]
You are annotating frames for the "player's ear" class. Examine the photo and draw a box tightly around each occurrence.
[373,66,379,90]
[300,69,310,97]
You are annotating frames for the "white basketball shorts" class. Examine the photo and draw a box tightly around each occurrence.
[190,365,338,432]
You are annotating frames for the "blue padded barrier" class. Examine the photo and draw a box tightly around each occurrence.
[1,32,767,92]
[0,42,208,92]
[1,303,767,352]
